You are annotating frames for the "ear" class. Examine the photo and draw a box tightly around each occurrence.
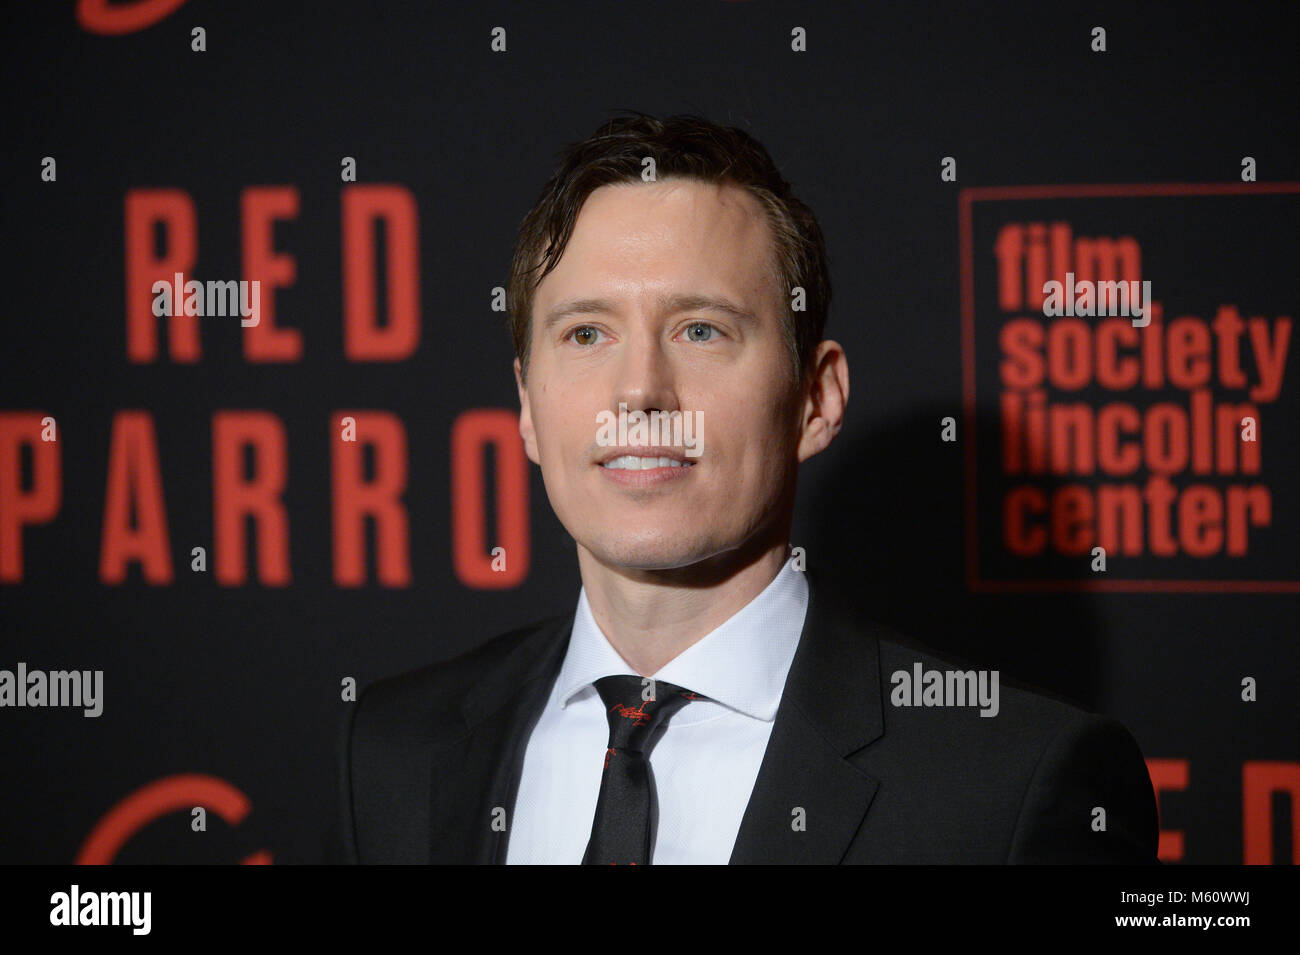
[514,357,541,465]
[796,340,849,463]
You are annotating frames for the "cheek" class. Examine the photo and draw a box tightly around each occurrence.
[719,395,796,453]
[534,391,585,467]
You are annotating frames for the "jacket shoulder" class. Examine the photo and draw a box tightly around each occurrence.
[355,612,570,742]
[873,623,1091,732]
[870,623,1131,779]
[856,622,1156,862]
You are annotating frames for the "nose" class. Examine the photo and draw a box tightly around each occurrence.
[611,325,678,418]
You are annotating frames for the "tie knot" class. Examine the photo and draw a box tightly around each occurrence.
[592,674,703,752]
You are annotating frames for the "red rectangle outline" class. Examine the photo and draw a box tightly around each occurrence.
[959,182,1300,593]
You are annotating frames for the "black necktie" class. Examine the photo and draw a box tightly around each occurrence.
[582,674,704,865]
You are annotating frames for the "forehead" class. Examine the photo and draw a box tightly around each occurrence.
[534,178,780,312]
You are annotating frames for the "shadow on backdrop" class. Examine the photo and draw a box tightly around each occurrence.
[801,401,1105,710]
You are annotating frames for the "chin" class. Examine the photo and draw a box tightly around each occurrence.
[584,529,714,572]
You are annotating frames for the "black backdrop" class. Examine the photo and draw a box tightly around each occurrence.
[2,0,1297,865]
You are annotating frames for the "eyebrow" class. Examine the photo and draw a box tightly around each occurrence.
[540,293,756,334]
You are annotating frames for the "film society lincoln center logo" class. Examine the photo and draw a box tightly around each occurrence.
[960,183,1298,592]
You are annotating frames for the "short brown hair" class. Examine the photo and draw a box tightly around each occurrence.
[507,112,831,384]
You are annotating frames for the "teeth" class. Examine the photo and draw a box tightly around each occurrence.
[602,455,691,470]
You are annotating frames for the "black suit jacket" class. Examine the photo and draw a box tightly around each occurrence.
[332,571,1159,863]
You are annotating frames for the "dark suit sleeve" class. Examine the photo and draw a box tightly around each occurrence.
[324,688,365,864]
[1005,713,1160,864]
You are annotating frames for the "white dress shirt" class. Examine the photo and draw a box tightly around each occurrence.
[505,558,809,864]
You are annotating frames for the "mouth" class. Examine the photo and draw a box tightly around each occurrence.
[599,454,696,470]
[596,448,698,487]
[596,446,697,470]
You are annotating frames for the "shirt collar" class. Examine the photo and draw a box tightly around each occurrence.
[554,558,809,722]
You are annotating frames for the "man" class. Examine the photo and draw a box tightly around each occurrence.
[333,113,1159,864]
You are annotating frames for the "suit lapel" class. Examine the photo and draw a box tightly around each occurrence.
[428,567,885,865]
[427,613,573,864]
[729,568,884,863]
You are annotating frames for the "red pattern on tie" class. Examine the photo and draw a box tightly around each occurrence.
[609,701,653,726]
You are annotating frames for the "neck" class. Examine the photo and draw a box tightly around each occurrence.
[576,538,791,676]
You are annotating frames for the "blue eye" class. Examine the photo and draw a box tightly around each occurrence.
[684,322,716,342]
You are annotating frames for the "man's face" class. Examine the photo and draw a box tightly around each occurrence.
[515,178,806,573]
